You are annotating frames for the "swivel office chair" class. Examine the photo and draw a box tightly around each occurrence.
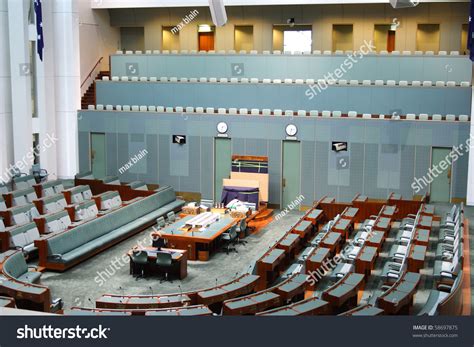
[235,218,248,245]
[130,250,148,280]
[156,252,173,283]
[221,225,238,254]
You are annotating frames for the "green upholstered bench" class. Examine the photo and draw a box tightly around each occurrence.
[37,186,184,271]
[2,251,41,283]
[4,222,41,255]
[12,175,36,190]
[127,181,148,191]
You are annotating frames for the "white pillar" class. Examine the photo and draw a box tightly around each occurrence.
[53,0,80,179]
[0,0,13,183]
[7,0,33,173]
[36,0,58,180]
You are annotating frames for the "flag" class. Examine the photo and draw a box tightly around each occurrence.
[34,0,44,61]
[469,0,474,60]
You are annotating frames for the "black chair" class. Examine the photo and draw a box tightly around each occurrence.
[156,252,173,283]
[221,225,238,254]
[130,250,148,280]
[152,237,167,250]
[235,218,248,245]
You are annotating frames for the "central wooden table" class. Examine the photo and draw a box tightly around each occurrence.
[152,214,238,260]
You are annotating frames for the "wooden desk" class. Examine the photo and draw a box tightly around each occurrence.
[365,230,385,250]
[223,291,281,315]
[304,209,324,228]
[153,214,237,261]
[306,247,330,290]
[416,215,433,231]
[128,247,187,280]
[377,272,420,314]
[320,232,342,256]
[270,274,307,302]
[257,297,331,316]
[408,244,427,273]
[380,205,397,218]
[419,204,435,216]
[256,248,286,291]
[355,246,378,277]
[339,304,384,316]
[96,293,191,310]
[413,228,430,246]
[341,207,359,221]
[322,273,365,310]
[291,220,313,241]
[196,274,260,307]
[332,217,353,241]
[276,232,300,260]
[373,217,392,235]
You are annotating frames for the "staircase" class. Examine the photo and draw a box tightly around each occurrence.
[81,71,110,110]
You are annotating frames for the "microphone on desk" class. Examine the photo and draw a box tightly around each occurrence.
[149,286,154,296]
[215,278,218,287]
[119,286,125,296]
[87,298,93,308]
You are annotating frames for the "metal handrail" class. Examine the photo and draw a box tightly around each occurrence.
[81,56,104,88]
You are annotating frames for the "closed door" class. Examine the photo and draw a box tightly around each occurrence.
[282,141,301,208]
[387,30,396,52]
[214,138,232,202]
[91,133,106,179]
[430,147,452,203]
[199,32,215,51]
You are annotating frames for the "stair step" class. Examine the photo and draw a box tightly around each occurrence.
[254,208,274,221]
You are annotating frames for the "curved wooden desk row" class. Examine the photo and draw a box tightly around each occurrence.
[96,274,260,310]
[321,272,365,310]
[315,193,427,224]
[376,271,421,315]
[257,296,332,316]
[65,305,212,316]
[0,250,51,312]
[222,274,307,315]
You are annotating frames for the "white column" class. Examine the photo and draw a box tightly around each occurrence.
[7,0,33,173]
[53,0,80,179]
[0,0,13,183]
[36,0,58,180]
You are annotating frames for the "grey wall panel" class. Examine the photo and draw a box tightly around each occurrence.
[77,111,471,204]
[268,139,282,205]
[78,132,90,173]
[200,137,213,200]
[178,136,201,193]
[301,141,315,206]
[96,81,471,117]
[140,134,158,184]
[413,146,431,196]
[110,54,472,84]
[106,133,118,177]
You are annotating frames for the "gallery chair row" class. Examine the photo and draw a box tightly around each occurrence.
[86,105,470,122]
[115,49,464,56]
[103,75,471,87]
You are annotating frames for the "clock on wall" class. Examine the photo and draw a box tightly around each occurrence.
[285,124,298,137]
[217,121,228,134]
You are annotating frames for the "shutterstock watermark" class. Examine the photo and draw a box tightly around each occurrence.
[275,194,305,221]
[17,325,110,340]
[0,133,58,183]
[305,40,376,100]
[411,134,474,193]
[171,9,199,34]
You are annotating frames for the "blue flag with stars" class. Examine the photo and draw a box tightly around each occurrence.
[34,0,44,61]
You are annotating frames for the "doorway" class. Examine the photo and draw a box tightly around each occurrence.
[282,141,301,208]
[430,147,452,203]
[90,133,106,179]
[461,24,469,55]
[198,25,215,51]
[272,25,312,52]
[235,25,254,51]
[120,27,145,51]
[214,138,232,202]
[332,24,353,51]
[374,24,396,52]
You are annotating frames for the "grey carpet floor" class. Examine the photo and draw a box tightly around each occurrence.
[40,210,304,309]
